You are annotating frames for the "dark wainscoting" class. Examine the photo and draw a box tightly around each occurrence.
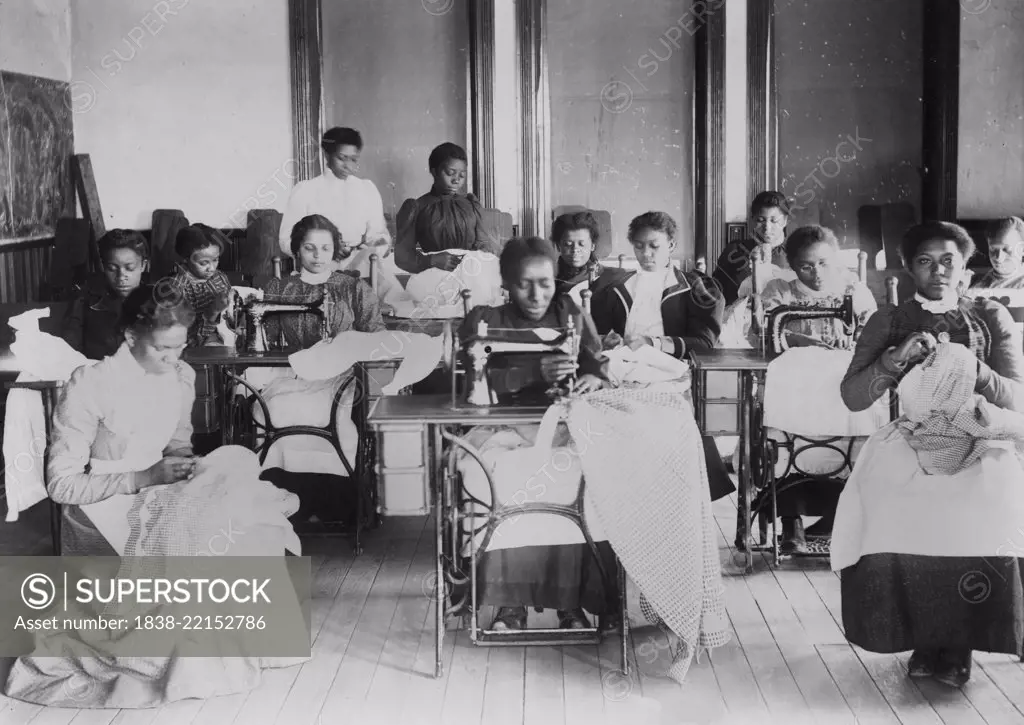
[0,239,53,304]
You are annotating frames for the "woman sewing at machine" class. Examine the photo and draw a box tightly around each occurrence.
[455,237,730,677]
[832,221,1024,688]
[749,225,878,554]
[256,213,385,524]
[457,236,610,631]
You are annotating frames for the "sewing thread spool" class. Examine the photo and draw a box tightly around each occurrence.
[857,250,868,283]
[885,276,899,306]
[580,288,592,315]
[272,256,282,280]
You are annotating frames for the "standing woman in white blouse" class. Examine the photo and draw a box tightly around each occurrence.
[589,211,734,501]
[278,127,404,304]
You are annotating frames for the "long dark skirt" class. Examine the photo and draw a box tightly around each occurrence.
[703,434,736,502]
[260,468,358,525]
[841,553,1024,655]
[476,542,619,614]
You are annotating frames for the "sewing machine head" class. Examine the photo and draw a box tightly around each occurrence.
[766,293,857,354]
[460,319,580,406]
[226,285,333,353]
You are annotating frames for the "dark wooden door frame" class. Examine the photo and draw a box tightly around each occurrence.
[737,0,960,234]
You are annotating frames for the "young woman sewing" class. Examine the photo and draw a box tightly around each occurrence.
[4,285,302,708]
[60,229,149,360]
[256,214,385,525]
[756,226,877,553]
[587,211,734,502]
[457,236,610,632]
[833,221,1024,688]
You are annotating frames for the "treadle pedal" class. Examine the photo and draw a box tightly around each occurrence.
[788,535,831,557]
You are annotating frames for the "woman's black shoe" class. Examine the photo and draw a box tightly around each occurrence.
[907,649,938,678]
[780,517,807,554]
[805,511,836,537]
[934,649,972,688]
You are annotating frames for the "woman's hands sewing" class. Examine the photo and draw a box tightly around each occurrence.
[889,331,939,368]
[539,354,604,395]
[142,456,198,488]
[430,252,463,272]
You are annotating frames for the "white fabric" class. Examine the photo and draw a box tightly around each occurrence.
[736,264,795,298]
[914,292,960,314]
[254,374,359,476]
[830,422,1024,570]
[603,345,691,384]
[287,330,442,393]
[455,412,607,552]
[623,267,670,341]
[2,309,98,521]
[392,250,503,318]
[763,348,890,437]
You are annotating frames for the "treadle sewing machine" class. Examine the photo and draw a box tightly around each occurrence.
[763,293,857,353]
[222,286,333,352]
[453,319,581,406]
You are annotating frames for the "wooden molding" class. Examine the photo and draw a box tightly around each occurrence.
[747,0,778,202]
[695,7,727,267]
[922,0,959,221]
[289,0,323,183]
[517,0,551,238]
[468,0,496,208]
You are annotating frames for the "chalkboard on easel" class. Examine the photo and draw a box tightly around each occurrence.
[0,71,75,245]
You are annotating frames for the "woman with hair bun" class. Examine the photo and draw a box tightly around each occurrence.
[3,285,304,707]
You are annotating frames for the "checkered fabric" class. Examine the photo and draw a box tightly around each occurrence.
[897,342,1024,475]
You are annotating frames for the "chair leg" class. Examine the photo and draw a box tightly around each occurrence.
[618,560,629,676]
[50,501,62,556]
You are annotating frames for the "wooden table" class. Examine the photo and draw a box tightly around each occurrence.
[690,349,773,573]
[367,394,551,678]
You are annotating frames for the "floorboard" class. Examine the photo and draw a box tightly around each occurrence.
[2,496,1023,725]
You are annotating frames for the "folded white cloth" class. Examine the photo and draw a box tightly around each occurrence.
[3,309,97,521]
[763,348,889,437]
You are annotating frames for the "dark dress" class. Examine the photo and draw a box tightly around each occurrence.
[257,271,385,524]
[837,297,1024,655]
[395,190,503,274]
[555,257,604,299]
[59,276,126,360]
[712,238,788,306]
[457,297,618,614]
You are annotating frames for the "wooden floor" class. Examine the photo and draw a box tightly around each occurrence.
[1,494,1024,725]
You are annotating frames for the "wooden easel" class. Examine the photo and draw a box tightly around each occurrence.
[71,154,105,274]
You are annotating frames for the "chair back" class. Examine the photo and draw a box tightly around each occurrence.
[480,208,515,251]
[971,289,1024,347]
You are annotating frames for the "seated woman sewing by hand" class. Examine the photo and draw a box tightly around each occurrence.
[456,236,610,632]
[833,222,1024,689]
[5,285,303,709]
[589,211,724,358]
